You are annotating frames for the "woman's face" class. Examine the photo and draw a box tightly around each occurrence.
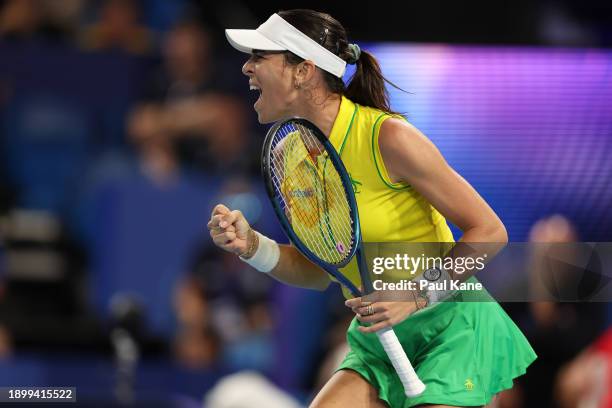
[242,51,299,123]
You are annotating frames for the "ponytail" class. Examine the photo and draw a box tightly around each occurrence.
[345,50,394,113]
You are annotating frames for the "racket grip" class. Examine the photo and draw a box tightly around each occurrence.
[376,327,426,397]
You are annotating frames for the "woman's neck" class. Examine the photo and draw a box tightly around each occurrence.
[296,92,342,138]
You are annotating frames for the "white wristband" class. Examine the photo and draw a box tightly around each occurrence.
[239,231,280,273]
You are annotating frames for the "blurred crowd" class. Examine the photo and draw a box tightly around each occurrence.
[0,0,265,373]
[0,1,610,406]
[0,1,347,403]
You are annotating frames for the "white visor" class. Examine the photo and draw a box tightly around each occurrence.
[226,13,346,78]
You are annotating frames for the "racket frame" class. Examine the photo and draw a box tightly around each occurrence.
[262,118,368,296]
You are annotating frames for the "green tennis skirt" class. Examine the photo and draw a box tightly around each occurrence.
[338,281,537,407]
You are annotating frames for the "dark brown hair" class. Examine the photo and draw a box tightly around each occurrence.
[278,9,401,114]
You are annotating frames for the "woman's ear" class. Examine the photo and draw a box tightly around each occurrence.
[294,60,317,87]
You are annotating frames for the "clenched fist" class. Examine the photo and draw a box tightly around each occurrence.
[207,204,253,256]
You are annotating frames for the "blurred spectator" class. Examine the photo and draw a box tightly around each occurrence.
[144,20,255,176]
[80,0,154,55]
[126,98,252,180]
[162,95,252,176]
[189,244,275,372]
[147,19,248,100]
[555,326,611,408]
[128,101,178,186]
[40,0,85,41]
[222,298,274,372]
[150,20,215,101]
[501,215,607,407]
[0,0,84,43]
[173,276,220,369]
[0,0,39,39]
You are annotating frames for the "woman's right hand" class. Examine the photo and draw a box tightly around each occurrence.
[207,204,252,256]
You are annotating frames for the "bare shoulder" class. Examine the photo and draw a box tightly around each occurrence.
[378,117,443,179]
[379,117,438,153]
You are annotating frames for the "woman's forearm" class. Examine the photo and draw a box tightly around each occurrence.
[268,245,331,291]
[459,222,508,244]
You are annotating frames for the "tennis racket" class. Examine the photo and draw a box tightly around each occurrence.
[261,117,426,397]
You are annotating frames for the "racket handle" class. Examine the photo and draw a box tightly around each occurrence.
[376,327,426,397]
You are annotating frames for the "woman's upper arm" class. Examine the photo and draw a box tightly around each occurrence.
[378,118,505,238]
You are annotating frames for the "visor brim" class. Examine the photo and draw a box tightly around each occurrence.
[225,29,285,54]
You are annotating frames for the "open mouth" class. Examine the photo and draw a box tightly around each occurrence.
[249,84,262,106]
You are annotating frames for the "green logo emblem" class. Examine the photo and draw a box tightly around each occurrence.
[350,175,362,194]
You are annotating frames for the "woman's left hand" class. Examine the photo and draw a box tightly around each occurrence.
[344,297,424,333]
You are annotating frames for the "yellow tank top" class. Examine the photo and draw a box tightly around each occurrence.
[328,96,455,297]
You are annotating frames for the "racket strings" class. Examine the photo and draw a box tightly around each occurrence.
[294,123,347,251]
[269,122,355,265]
[271,125,343,257]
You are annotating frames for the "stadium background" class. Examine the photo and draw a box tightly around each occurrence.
[0,0,610,406]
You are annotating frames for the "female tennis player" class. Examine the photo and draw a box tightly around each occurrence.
[208,9,536,408]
